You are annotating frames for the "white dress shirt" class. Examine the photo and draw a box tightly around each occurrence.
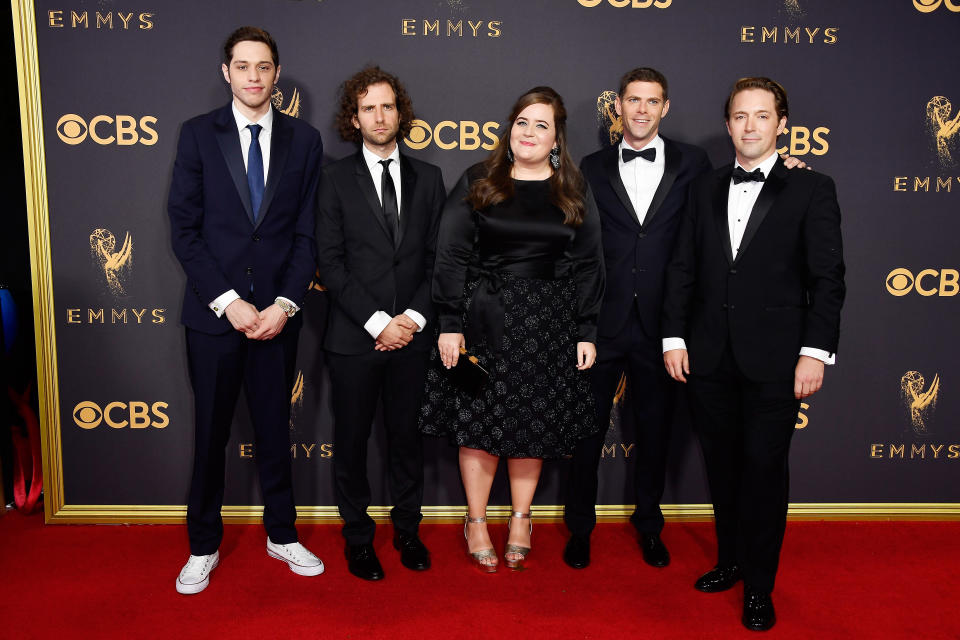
[209,104,299,318]
[662,150,834,365]
[618,135,665,226]
[358,142,427,340]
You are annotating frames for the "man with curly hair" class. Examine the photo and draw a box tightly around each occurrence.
[316,66,446,581]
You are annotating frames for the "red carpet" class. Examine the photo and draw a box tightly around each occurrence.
[0,513,955,639]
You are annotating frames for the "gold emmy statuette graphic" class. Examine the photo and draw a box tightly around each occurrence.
[290,370,304,407]
[89,228,132,296]
[900,370,940,436]
[783,0,803,17]
[927,96,960,167]
[289,370,304,430]
[597,91,623,146]
[272,87,301,118]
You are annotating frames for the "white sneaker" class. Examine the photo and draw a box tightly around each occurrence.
[266,538,325,576]
[176,551,219,595]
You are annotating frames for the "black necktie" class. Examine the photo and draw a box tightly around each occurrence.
[379,159,399,245]
[622,147,656,163]
[732,166,765,185]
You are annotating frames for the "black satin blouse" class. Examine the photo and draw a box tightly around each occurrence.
[432,166,605,344]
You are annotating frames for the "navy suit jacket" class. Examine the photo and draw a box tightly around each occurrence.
[168,103,323,335]
[580,136,711,340]
[316,150,446,355]
[662,158,846,381]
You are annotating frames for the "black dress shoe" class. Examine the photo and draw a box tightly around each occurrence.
[393,533,431,571]
[345,543,384,581]
[563,535,590,569]
[694,565,742,593]
[742,587,776,631]
[639,533,670,568]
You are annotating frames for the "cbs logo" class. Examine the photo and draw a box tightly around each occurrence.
[403,119,500,151]
[73,401,169,429]
[776,126,829,156]
[56,114,158,146]
[914,0,960,12]
[886,268,959,297]
[577,0,672,7]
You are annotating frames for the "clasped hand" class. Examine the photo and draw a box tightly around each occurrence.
[224,299,288,340]
[375,314,418,351]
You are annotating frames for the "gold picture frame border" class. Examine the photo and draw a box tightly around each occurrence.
[14,0,960,527]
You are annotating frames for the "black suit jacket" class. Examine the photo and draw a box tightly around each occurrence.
[168,103,323,335]
[580,136,711,339]
[316,150,446,355]
[662,158,846,381]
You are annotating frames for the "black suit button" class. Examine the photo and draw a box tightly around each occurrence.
[729,268,737,275]
[634,292,638,298]
[722,303,728,309]
[631,268,636,274]
[253,235,261,243]
[729,305,736,310]
[246,267,253,275]
[637,232,646,239]
[393,260,400,266]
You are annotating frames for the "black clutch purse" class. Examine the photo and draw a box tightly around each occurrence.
[447,347,489,396]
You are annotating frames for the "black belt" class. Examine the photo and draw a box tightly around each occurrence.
[466,263,558,352]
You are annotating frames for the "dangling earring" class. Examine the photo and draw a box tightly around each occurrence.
[549,146,560,170]
[506,147,514,163]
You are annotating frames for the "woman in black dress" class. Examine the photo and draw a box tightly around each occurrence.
[419,87,604,571]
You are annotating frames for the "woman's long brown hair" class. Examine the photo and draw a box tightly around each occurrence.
[467,86,586,226]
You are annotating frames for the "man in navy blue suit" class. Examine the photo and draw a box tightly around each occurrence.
[563,68,712,570]
[168,26,324,594]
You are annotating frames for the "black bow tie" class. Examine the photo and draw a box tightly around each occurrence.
[732,166,765,184]
[622,147,656,163]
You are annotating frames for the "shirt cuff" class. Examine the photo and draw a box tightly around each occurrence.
[800,347,835,365]
[364,310,392,340]
[662,337,687,353]
[402,309,427,332]
[276,296,300,314]
[210,290,240,318]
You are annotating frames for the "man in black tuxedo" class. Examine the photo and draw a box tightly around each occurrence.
[316,67,445,581]
[662,77,845,631]
[564,68,711,570]
[168,27,325,594]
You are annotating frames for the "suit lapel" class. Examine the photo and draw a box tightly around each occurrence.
[354,151,394,245]
[713,165,734,266]
[213,104,255,225]
[255,108,291,231]
[735,158,788,263]
[603,145,641,227]
[398,154,417,250]
[642,137,680,228]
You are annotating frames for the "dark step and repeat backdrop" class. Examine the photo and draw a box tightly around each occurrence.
[19,0,959,520]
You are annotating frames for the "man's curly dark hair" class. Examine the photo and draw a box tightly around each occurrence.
[334,66,415,143]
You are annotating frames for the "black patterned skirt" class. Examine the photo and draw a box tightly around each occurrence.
[418,274,598,458]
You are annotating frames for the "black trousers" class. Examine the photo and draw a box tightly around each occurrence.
[185,325,300,556]
[326,346,429,545]
[565,315,677,537]
[687,345,799,594]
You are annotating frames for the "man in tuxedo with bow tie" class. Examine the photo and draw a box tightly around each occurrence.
[662,77,845,631]
[168,26,325,594]
[316,67,445,581]
[563,68,712,570]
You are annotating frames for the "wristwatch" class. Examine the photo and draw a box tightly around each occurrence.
[275,297,297,318]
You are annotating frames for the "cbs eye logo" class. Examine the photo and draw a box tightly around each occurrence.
[577,0,672,7]
[56,114,158,146]
[914,0,960,12]
[73,400,169,429]
[886,268,959,297]
[403,119,500,151]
